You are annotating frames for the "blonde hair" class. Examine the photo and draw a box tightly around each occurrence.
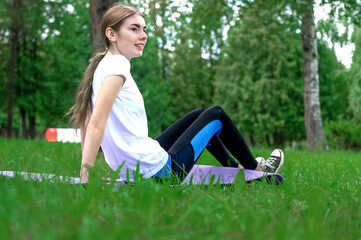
[67,3,144,129]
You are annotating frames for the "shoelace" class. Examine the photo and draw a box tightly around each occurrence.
[267,156,276,164]
[260,158,276,170]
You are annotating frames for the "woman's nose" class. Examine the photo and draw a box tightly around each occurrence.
[141,31,148,40]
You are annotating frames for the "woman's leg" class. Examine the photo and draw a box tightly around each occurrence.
[167,106,258,179]
[156,109,204,151]
[206,136,240,168]
[156,108,240,170]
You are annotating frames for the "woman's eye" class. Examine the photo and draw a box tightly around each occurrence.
[131,28,137,32]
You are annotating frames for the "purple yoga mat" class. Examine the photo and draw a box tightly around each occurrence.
[182,165,283,185]
[0,165,283,186]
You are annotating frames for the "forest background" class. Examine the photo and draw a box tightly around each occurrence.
[0,0,361,150]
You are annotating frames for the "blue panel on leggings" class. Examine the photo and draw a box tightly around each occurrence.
[190,120,222,162]
[154,155,172,178]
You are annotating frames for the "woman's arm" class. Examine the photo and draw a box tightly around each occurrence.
[81,111,91,154]
[80,75,125,183]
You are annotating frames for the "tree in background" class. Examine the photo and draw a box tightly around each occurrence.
[6,0,22,138]
[90,0,117,55]
[0,2,10,135]
[168,0,235,120]
[3,0,46,138]
[0,0,92,138]
[0,0,359,148]
[40,0,92,128]
[189,0,235,102]
[15,0,50,138]
[168,7,208,120]
[318,40,348,122]
[306,0,361,148]
[300,0,328,150]
[214,0,305,146]
[348,27,361,121]
[147,0,174,80]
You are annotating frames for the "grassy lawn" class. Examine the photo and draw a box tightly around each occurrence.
[0,138,360,239]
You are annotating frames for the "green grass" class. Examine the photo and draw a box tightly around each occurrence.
[0,138,361,239]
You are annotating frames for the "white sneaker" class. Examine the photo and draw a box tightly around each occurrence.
[256,149,284,173]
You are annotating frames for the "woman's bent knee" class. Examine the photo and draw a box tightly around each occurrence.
[207,106,224,114]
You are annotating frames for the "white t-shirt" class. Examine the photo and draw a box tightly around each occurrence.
[92,55,168,181]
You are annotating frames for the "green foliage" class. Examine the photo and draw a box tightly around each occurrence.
[167,0,235,121]
[214,0,305,146]
[325,120,361,149]
[318,40,349,121]
[168,27,211,120]
[1,139,361,238]
[0,0,11,133]
[317,19,351,46]
[39,0,92,128]
[0,0,92,137]
[348,27,361,122]
[190,0,235,59]
[0,0,360,148]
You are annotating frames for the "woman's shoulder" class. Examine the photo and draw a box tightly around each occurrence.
[94,55,131,84]
[102,54,130,66]
[98,54,131,74]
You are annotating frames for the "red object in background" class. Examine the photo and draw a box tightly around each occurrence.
[45,128,58,142]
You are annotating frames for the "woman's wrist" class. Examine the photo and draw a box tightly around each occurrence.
[80,163,92,183]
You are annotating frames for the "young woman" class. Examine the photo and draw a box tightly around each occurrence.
[68,3,284,183]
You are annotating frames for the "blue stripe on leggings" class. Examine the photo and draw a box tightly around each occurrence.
[154,155,172,178]
[190,120,222,162]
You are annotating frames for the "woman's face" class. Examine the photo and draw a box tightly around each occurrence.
[113,14,148,60]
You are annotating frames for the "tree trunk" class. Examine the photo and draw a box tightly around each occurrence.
[19,107,28,139]
[90,0,117,55]
[29,38,38,139]
[7,0,22,138]
[301,0,328,150]
[29,114,36,139]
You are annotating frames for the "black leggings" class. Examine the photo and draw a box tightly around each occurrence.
[155,106,258,180]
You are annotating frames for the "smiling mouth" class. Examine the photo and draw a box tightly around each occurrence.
[135,44,145,49]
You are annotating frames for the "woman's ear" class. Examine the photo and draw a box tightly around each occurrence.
[105,27,117,42]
